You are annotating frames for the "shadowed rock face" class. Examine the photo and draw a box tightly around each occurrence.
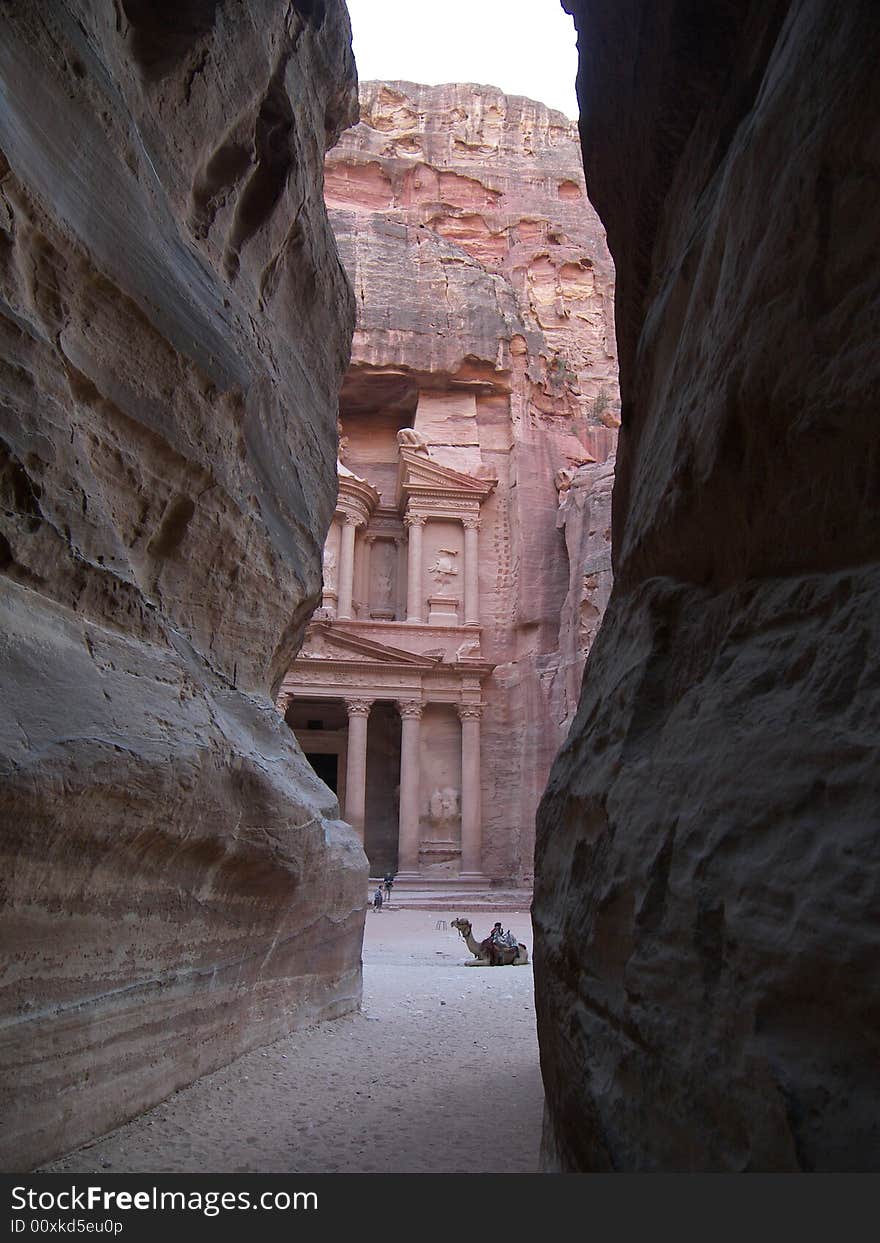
[0,0,365,1169]
[536,1,880,1170]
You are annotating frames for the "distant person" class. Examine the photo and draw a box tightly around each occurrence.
[373,886,384,911]
[383,871,395,901]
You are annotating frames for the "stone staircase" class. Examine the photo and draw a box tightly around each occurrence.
[368,877,533,912]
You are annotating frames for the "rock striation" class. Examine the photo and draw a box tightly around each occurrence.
[536,1,880,1170]
[322,81,618,882]
[327,81,618,425]
[0,0,365,1170]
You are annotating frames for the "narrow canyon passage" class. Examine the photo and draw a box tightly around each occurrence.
[4,0,873,1177]
[43,911,543,1175]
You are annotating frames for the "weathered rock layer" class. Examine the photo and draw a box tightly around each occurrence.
[535,1,880,1170]
[0,0,365,1170]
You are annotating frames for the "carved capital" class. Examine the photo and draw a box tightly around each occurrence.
[457,704,483,722]
[275,693,292,715]
[404,512,427,529]
[398,700,424,720]
[343,513,362,529]
[346,698,374,718]
[461,516,481,531]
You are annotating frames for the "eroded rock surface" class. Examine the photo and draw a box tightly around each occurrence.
[0,0,365,1169]
[328,81,618,424]
[536,1,880,1170]
[324,81,618,881]
[552,454,615,729]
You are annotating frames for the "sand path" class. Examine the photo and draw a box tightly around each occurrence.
[45,909,544,1174]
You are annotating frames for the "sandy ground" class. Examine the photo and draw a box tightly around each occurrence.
[44,908,544,1174]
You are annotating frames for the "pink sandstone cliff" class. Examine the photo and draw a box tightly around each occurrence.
[0,1,365,1169]
[553,454,615,730]
[325,81,619,881]
[536,0,880,1170]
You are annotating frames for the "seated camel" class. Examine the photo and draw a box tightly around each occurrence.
[451,917,529,966]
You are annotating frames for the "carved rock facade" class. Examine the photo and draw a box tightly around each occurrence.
[536,0,880,1170]
[280,81,618,883]
[0,1,365,1170]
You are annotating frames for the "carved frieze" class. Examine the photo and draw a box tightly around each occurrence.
[369,506,406,538]
[406,497,482,522]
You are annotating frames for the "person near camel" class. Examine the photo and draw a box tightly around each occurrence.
[452,917,529,966]
[481,921,511,966]
[476,921,502,965]
[489,921,505,960]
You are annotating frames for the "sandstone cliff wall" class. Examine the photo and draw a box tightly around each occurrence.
[326,82,618,881]
[551,454,615,730]
[0,0,365,1170]
[536,0,880,1170]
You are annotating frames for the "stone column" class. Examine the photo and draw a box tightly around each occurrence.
[404,513,425,624]
[463,516,481,626]
[458,704,484,878]
[344,698,373,841]
[396,699,424,878]
[337,515,358,620]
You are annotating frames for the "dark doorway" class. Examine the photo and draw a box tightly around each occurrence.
[307,752,338,793]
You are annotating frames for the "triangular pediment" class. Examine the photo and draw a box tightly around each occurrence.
[396,448,496,504]
[297,623,442,667]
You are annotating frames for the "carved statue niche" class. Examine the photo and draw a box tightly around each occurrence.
[322,546,338,591]
[376,562,393,604]
[369,538,397,619]
[337,415,350,465]
[321,523,341,619]
[422,784,462,873]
